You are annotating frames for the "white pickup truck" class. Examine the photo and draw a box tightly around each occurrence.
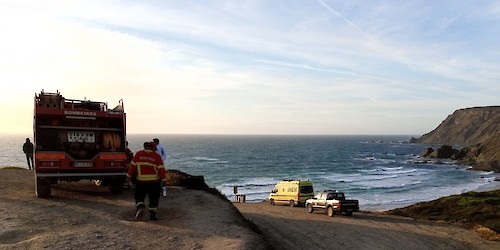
[305,190,340,217]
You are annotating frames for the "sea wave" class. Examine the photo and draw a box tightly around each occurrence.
[221,183,276,188]
[192,156,221,161]
[382,166,403,171]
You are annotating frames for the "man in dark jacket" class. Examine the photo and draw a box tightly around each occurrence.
[22,138,34,170]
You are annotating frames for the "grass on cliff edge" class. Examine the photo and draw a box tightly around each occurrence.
[1,166,24,170]
[386,189,500,240]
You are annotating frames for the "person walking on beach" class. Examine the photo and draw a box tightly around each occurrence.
[22,138,34,170]
[127,142,166,221]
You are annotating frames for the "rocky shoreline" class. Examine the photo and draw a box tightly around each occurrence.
[413,106,500,173]
[418,133,500,173]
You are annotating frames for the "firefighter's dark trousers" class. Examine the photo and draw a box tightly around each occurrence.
[134,181,161,212]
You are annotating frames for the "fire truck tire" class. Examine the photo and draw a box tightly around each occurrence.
[36,177,51,198]
[109,178,124,194]
[289,200,295,207]
[269,199,275,205]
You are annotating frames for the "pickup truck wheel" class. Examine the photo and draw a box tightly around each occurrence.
[289,200,295,207]
[269,199,275,206]
[327,206,335,217]
[307,204,313,213]
[346,211,353,216]
[35,177,51,198]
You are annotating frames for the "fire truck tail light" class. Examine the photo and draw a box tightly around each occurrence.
[105,161,124,167]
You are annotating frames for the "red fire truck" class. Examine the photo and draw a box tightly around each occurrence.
[33,90,128,198]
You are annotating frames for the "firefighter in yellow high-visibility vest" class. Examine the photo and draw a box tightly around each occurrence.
[127,142,166,221]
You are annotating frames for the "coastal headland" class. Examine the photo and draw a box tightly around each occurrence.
[1,168,498,250]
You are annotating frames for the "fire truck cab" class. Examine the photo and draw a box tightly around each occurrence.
[34,90,128,198]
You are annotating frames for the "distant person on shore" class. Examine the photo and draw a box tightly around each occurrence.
[153,138,167,163]
[152,138,169,197]
[22,138,34,170]
[125,141,134,164]
[127,142,166,221]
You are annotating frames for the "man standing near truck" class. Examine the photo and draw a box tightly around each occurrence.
[22,138,34,170]
[127,142,166,221]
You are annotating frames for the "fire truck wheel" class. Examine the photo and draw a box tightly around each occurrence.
[289,200,295,207]
[36,177,51,198]
[269,198,275,205]
[109,179,124,194]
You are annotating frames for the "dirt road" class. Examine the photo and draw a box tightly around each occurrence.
[234,202,499,250]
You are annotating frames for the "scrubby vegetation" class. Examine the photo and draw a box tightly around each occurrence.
[386,189,500,240]
[0,166,24,170]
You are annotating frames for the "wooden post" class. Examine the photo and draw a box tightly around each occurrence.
[235,194,246,203]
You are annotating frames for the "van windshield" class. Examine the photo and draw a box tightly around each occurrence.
[300,185,313,193]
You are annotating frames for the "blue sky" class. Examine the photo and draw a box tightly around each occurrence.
[1,0,499,135]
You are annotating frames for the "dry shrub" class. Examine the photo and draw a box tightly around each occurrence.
[1,166,24,170]
[164,170,185,186]
[474,225,500,241]
[164,169,208,190]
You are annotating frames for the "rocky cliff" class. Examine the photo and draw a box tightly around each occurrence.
[417,106,500,146]
[416,106,500,173]
[460,132,500,173]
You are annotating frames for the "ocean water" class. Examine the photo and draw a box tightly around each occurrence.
[2,134,499,211]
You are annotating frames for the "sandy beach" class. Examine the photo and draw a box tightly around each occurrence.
[0,168,498,250]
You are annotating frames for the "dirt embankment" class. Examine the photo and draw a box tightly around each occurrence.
[0,168,266,250]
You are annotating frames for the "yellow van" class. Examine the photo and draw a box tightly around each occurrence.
[268,180,314,207]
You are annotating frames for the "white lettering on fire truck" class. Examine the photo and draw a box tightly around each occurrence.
[64,111,97,116]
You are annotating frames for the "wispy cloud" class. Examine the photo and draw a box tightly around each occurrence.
[317,0,377,42]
